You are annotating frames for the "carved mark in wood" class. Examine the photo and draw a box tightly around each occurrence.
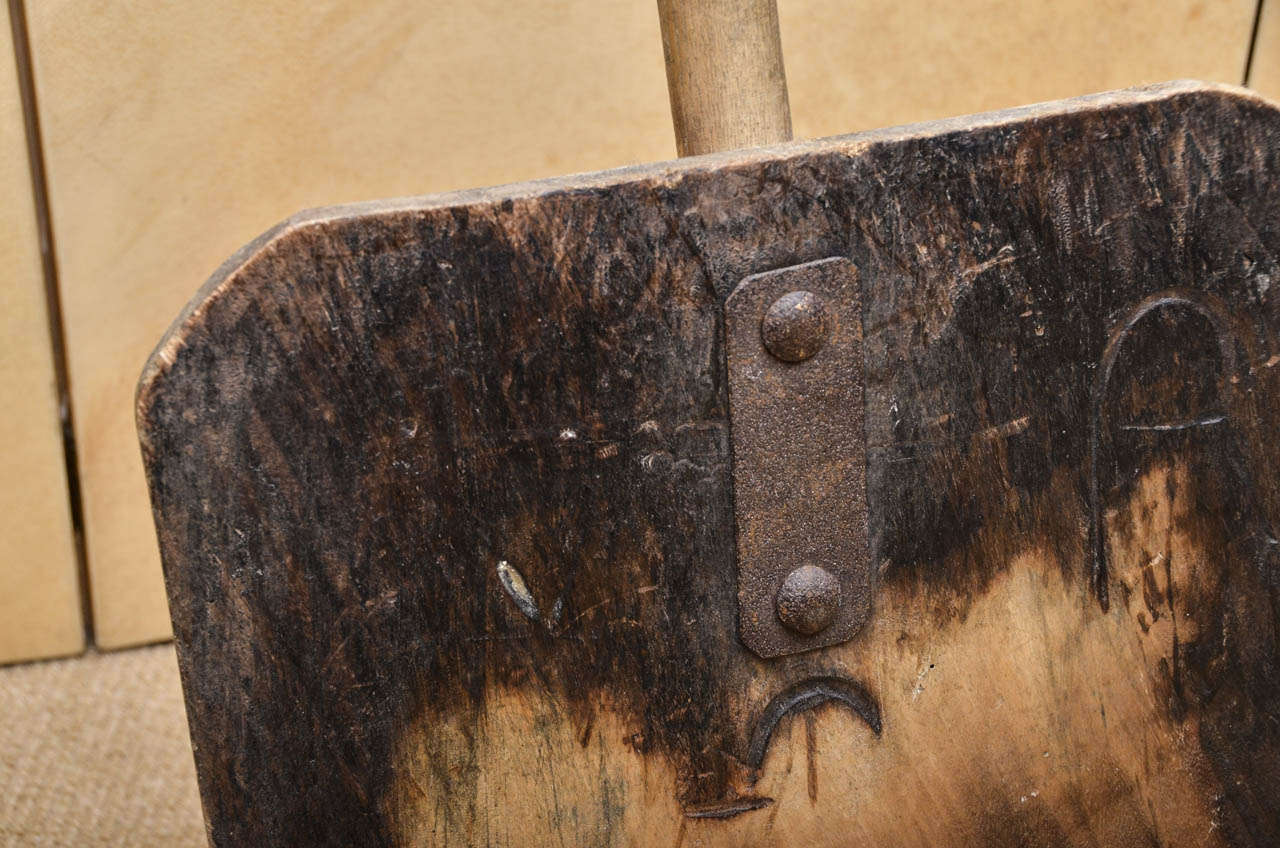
[1089,290,1240,609]
[1089,289,1280,612]
[744,676,881,770]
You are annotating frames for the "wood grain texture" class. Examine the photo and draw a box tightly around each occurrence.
[0,2,82,664]
[658,0,792,155]
[25,0,674,648]
[140,82,1280,846]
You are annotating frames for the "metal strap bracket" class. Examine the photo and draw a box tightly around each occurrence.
[725,256,873,658]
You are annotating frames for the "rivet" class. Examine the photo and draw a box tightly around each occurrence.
[775,564,841,636]
[761,290,829,362]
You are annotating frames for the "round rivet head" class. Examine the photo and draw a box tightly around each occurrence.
[775,564,842,636]
[761,290,830,362]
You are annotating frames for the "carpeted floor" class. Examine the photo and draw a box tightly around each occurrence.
[0,644,205,846]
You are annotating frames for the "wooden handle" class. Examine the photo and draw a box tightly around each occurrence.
[657,0,793,156]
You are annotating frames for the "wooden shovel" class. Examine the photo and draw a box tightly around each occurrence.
[138,2,1280,844]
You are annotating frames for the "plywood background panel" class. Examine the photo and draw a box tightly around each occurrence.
[25,0,675,648]
[0,4,82,663]
[779,0,1258,139]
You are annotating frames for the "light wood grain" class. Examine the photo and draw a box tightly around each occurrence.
[780,0,1258,139]
[25,0,674,648]
[386,541,1230,846]
[658,0,792,155]
[0,4,82,664]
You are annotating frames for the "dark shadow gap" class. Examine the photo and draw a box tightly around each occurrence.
[1245,0,1266,85]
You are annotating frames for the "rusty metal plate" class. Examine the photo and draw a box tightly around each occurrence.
[726,256,872,658]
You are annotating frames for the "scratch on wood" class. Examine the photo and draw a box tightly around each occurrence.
[497,560,539,621]
[684,796,774,819]
[805,710,818,804]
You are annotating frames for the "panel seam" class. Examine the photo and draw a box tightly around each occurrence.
[6,0,94,646]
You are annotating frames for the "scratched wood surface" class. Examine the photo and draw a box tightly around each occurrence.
[139,82,1280,846]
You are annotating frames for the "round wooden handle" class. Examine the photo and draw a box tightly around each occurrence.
[657,0,793,156]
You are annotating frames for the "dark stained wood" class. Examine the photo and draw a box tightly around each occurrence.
[138,81,1280,846]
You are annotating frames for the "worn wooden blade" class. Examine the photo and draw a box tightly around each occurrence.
[138,81,1280,847]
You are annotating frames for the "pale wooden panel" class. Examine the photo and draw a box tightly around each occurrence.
[780,0,1258,139]
[0,6,82,663]
[25,0,675,648]
[1248,0,1280,100]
